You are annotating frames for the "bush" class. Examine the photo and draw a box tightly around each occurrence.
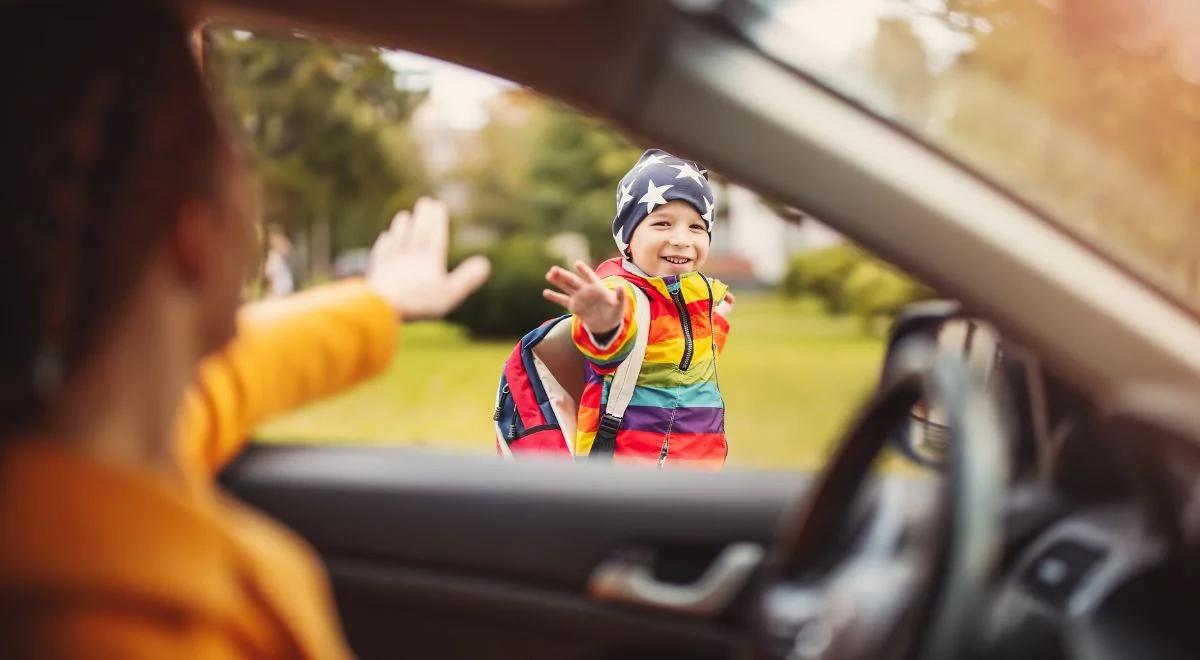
[781,245,867,313]
[448,237,563,338]
[842,259,933,331]
[782,244,933,329]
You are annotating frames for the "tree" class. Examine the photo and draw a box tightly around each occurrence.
[457,91,642,260]
[525,102,643,257]
[204,27,430,281]
[782,244,933,328]
[453,91,542,239]
[447,237,562,337]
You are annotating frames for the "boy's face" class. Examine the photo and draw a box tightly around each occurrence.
[627,200,710,277]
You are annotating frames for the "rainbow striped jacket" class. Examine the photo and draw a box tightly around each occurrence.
[572,258,732,467]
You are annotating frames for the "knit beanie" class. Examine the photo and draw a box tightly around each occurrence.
[611,148,715,252]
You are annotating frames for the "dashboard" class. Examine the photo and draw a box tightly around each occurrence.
[978,411,1200,660]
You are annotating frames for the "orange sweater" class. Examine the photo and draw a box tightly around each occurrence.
[0,280,397,659]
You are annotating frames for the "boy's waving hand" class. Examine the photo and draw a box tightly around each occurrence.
[543,261,626,335]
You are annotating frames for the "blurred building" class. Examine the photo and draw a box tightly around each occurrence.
[708,182,842,288]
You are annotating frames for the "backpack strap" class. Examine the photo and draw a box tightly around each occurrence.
[589,284,651,460]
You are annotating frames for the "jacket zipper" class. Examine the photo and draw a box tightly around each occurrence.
[658,408,677,468]
[670,286,694,371]
[661,277,721,467]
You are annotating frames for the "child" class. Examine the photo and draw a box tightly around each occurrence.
[543,149,733,467]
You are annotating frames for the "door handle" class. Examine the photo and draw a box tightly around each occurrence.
[588,542,764,616]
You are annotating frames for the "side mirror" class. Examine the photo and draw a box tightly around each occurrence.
[882,301,1001,468]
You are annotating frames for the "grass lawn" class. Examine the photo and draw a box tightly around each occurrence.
[255,295,886,471]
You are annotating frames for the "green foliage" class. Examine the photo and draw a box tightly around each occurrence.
[782,245,933,328]
[458,93,641,259]
[454,96,540,238]
[447,237,562,338]
[527,105,643,255]
[781,245,865,313]
[205,28,430,279]
[841,259,932,329]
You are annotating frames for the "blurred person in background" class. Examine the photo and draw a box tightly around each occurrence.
[264,223,295,298]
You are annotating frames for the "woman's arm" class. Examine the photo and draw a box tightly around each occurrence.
[174,280,397,478]
[173,197,489,480]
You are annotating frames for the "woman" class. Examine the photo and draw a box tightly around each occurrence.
[0,1,490,657]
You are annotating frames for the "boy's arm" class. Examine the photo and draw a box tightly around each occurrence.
[710,281,733,356]
[174,280,398,480]
[572,278,639,373]
[713,309,731,356]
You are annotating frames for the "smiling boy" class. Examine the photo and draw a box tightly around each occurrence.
[543,149,733,467]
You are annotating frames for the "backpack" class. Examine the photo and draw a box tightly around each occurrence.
[493,285,651,459]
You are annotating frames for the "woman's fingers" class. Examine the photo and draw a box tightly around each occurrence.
[371,211,409,262]
[542,289,572,308]
[411,197,448,255]
[386,210,413,252]
[442,255,491,310]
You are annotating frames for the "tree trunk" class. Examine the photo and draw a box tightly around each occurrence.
[309,214,332,281]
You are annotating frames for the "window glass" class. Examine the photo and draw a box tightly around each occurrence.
[744,0,1200,314]
[205,27,932,470]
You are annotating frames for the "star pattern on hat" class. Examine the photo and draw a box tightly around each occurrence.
[639,179,673,215]
[671,162,706,186]
[617,181,634,209]
[612,149,716,252]
[634,153,666,173]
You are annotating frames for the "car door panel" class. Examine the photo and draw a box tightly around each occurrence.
[221,444,808,658]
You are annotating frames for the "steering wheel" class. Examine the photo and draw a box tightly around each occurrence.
[757,339,1011,660]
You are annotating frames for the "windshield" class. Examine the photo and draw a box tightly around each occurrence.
[739,0,1200,313]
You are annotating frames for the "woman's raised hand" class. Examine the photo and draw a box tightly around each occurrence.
[366,197,491,321]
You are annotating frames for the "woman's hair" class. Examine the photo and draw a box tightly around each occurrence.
[0,0,223,433]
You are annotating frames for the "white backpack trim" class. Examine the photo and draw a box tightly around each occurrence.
[603,284,651,421]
